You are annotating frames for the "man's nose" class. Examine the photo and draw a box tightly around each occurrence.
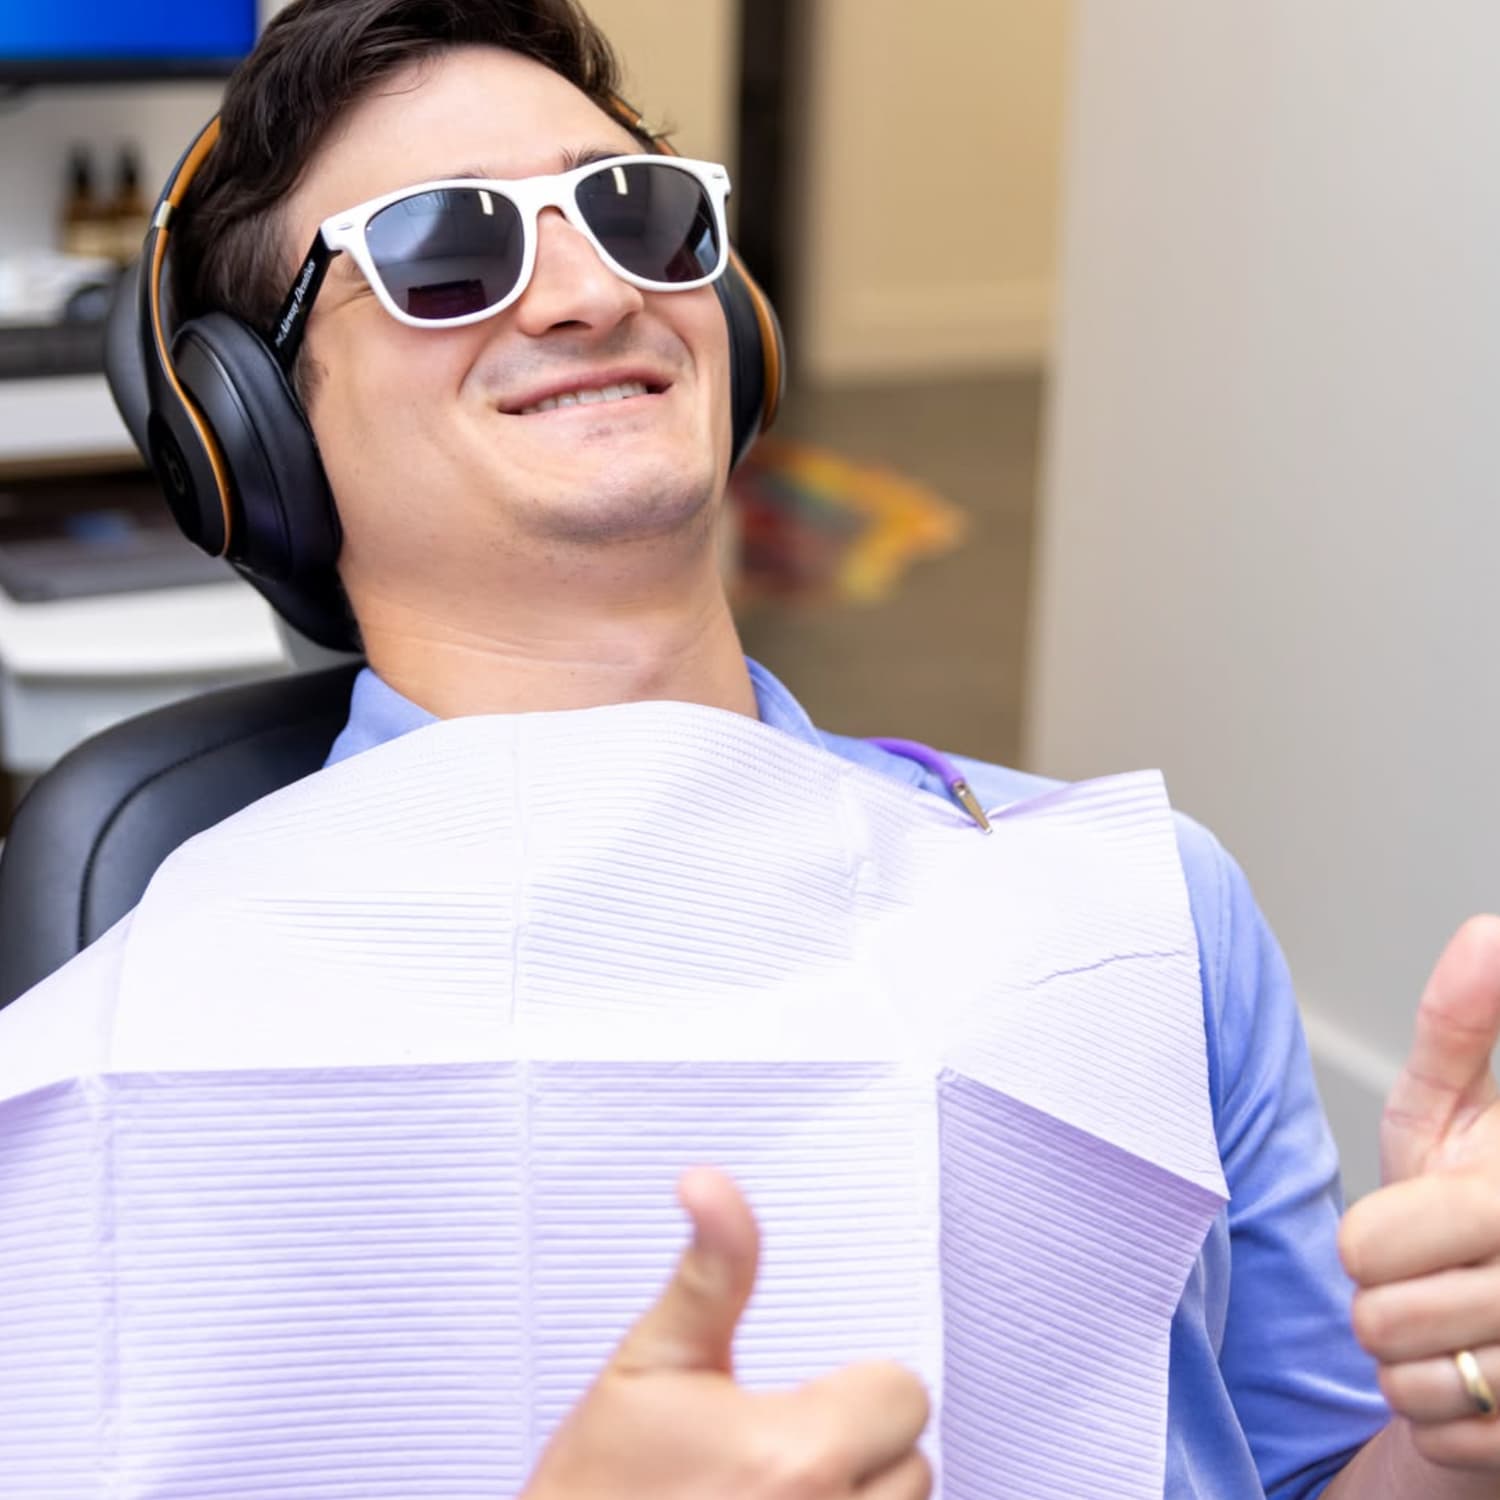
[512,207,645,336]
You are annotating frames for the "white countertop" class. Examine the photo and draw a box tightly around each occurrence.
[0,374,137,467]
[0,579,287,680]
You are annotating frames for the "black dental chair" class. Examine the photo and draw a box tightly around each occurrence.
[0,660,361,1008]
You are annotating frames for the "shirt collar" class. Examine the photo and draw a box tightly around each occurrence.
[325,657,827,768]
[745,657,825,746]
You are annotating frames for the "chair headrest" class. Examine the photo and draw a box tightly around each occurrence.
[0,663,362,1010]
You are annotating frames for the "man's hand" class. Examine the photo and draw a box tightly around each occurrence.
[521,1167,933,1500]
[1340,915,1500,1478]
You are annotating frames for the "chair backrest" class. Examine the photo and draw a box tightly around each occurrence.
[0,662,360,1009]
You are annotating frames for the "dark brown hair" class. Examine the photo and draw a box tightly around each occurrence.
[172,0,635,358]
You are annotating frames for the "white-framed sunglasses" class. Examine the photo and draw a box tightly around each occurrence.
[269,154,731,369]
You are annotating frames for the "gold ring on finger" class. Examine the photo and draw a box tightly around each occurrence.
[1453,1349,1499,1419]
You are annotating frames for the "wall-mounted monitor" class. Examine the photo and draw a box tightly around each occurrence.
[0,1,258,84]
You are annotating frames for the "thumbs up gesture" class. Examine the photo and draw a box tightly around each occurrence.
[521,1167,933,1500]
[1340,915,1500,1476]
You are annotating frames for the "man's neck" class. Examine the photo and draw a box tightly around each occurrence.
[353,570,757,723]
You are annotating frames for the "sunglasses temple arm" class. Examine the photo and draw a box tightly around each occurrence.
[268,234,336,376]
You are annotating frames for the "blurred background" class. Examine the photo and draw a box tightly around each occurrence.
[3,0,1499,1197]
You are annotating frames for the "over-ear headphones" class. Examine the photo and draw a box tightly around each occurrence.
[127,97,784,652]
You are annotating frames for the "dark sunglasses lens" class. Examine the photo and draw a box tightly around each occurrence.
[576,161,720,285]
[365,187,525,320]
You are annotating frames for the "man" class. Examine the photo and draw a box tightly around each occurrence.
[3,1,1500,1496]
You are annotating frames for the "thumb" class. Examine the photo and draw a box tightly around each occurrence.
[1383,914,1500,1184]
[609,1167,761,1376]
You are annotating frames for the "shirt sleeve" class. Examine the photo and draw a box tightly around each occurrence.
[1176,814,1390,1497]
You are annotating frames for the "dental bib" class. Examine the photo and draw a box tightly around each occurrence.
[0,703,1226,1499]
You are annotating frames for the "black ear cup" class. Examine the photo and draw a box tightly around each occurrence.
[145,404,222,551]
[170,312,340,579]
[715,254,785,469]
[128,116,357,650]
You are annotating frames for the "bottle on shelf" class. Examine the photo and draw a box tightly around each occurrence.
[110,146,152,265]
[59,148,115,263]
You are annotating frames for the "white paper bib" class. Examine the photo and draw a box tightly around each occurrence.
[0,702,1227,1499]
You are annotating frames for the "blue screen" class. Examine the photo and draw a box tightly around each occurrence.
[0,0,257,71]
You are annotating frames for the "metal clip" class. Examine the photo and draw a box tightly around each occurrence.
[950,779,992,834]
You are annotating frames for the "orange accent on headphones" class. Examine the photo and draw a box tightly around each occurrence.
[147,115,236,556]
[736,245,783,429]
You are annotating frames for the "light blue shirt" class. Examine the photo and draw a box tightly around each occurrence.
[328,658,1390,1498]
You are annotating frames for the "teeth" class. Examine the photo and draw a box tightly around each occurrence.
[518,380,650,416]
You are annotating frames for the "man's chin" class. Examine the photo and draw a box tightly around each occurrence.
[522,466,722,549]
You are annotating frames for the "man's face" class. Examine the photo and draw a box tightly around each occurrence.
[284,45,735,612]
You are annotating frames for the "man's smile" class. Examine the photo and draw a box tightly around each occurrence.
[516,379,652,415]
[499,365,673,416]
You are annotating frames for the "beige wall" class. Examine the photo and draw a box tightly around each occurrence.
[1028,0,1500,1198]
[796,0,1072,381]
[584,0,737,166]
